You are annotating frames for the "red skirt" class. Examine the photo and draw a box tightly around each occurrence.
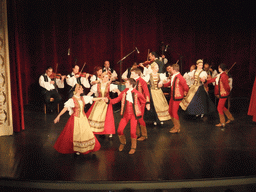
[54,115,101,154]
[248,77,256,122]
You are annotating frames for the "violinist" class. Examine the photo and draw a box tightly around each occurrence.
[139,52,165,76]
[121,62,138,81]
[39,66,64,113]
[66,64,90,98]
[90,66,103,85]
[102,61,118,82]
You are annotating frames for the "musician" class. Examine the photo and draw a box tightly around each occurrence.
[204,63,234,127]
[161,64,189,133]
[139,51,165,76]
[90,66,103,85]
[130,68,150,141]
[39,66,64,112]
[159,54,168,65]
[66,64,90,98]
[107,78,147,154]
[121,62,138,81]
[102,60,118,82]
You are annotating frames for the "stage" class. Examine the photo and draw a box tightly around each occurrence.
[0,97,256,191]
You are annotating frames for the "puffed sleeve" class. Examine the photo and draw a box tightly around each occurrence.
[82,95,93,104]
[64,98,75,115]
[160,73,167,81]
[199,71,208,79]
[110,84,118,92]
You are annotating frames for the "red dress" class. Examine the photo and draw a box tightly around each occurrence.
[86,83,116,134]
[248,77,256,122]
[54,96,101,154]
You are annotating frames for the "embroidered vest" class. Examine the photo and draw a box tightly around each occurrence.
[72,97,86,117]
[149,73,160,90]
[120,91,142,119]
[97,82,110,98]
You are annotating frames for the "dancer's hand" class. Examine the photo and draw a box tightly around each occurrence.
[54,116,60,124]
[146,103,150,111]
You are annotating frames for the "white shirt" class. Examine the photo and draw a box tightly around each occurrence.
[90,83,118,97]
[66,72,90,88]
[64,95,93,115]
[126,88,134,103]
[39,74,64,91]
[171,72,180,86]
[90,75,102,85]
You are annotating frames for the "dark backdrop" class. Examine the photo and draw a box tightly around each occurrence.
[7,0,256,131]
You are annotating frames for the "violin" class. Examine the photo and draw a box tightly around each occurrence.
[75,72,93,78]
[140,58,155,68]
[50,73,66,80]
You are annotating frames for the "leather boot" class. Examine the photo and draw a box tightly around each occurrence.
[136,124,141,137]
[216,113,225,127]
[224,110,234,123]
[129,138,137,154]
[118,135,126,152]
[137,125,148,141]
[169,118,180,133]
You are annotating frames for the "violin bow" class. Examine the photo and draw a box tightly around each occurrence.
[175,60,179,64]
[147,49,150,61]
[80,62,86,73]
[227,62,236,73]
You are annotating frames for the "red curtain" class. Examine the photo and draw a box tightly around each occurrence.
[7,0,256,132]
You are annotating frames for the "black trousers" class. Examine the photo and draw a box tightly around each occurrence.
[44,90,62,110]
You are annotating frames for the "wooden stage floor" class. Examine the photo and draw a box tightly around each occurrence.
[0,97,256,191]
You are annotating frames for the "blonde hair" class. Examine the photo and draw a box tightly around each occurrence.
[101,71,111,80]
[151,62,158,69]
[196,59,203,65]
[73,84,82,95]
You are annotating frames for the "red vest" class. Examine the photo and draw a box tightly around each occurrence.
[72,97,86,117]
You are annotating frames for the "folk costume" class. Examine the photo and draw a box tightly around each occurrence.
[207,71,234,126]
[248,77,256,122]
[134,76,150,140]
[145,72,171,124]
[86,82,118,134]
[163,72,189,133]
[54,95,101,154]
[180,69,215,116]
[109,88,146,154]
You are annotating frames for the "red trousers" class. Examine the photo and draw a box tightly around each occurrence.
[137,104,146,126]
[217,98,228,115]
[117,114,137,138]
[168,97,181,120]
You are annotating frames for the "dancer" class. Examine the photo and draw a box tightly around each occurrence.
[130,68,150,141]
[161,64,189,133]
[144,62,171,125]
[180,59,215,117]
[86,72,120,138]
[53,84,102,155]
[205,63,234,127]
[107,78,146,154]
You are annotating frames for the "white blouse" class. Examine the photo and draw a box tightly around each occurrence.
[64,95,93,115]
